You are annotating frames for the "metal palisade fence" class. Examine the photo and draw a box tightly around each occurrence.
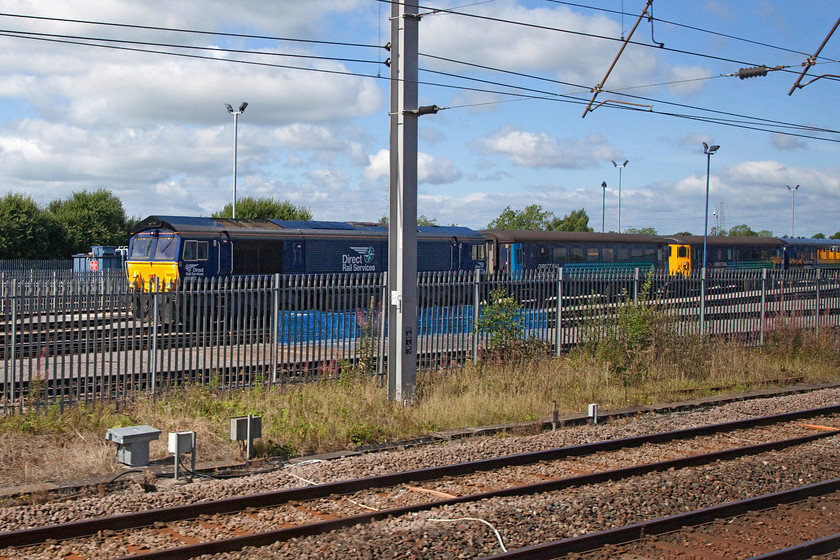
[1,267,839,410]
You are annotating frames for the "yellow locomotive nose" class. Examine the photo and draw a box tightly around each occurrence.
[126,261,180,293]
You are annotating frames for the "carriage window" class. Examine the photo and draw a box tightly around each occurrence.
[571,247,584,262]
[586,247,600,262]
[630,247,643,259]
[616,248,629,262]
[183,240,209,261]
[471,244,486,261]
[553,247,568,263]
[644,247,656,262]
[154,236,179,260]
[130,237,154,259]
[601,248,614,262]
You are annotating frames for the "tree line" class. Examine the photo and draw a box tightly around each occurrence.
[0,191,312,260]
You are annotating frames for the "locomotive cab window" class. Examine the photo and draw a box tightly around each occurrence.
[154,236,179,260]
[130,237,154,260]
[183,240,209,261]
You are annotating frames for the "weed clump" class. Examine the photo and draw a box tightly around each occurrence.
[476,287,551,364]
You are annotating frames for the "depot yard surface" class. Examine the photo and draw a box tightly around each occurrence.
[0,321,837,491]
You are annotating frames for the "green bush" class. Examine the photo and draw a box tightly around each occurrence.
[477,288,524,348]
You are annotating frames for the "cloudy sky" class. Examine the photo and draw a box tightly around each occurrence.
[0,1,837,237]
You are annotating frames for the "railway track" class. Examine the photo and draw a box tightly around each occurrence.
[1,405,839,559]
[480,479,840,559]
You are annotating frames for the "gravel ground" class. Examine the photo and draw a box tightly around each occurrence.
[1,387,839,559]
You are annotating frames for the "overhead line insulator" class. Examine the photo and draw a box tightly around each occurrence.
[738,65,769,79]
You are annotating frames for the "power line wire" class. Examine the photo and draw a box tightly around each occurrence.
[0,8,836,143]
[0,11,382,50]
[544,0,837,61]
[3,26,836,143]
[0,31,384,80]
[381,0,795,71]
[0,28,383,66]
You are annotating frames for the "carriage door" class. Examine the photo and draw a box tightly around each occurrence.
[508,242,523,273]
[668,244,691,276]
[217,232,232,276]
[450,237,459,270]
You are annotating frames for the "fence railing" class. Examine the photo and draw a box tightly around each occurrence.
[2,268,839,410]
[0,259,73,272]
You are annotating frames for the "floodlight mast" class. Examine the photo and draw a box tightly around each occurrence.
[612,159,628,232]
[787,184,800,238]
[600,181,607,233]
[702,142,720,270]
[226,102,247,219]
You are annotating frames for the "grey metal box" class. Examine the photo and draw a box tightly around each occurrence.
[229,416,262,441]
[106,425,161,467]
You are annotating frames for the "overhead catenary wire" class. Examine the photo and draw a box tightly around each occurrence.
[0,28,384,66]
[0,8,837,143]
[1,27,836,144]
[380,0,814,73]
[0,31,386,81]
[545,0,839,62]
[0,11,382,50]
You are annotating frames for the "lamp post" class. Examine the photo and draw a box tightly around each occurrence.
[225,102,248,219]
[702,142,720,269]
[786,184,799,238]
[612,159,628,233]
[600,181,607,233]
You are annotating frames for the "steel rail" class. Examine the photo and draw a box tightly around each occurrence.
[477,477,840,559]
[0,408,836,559]
[103,429,840,560]
[2,404,839,550]
[747,533,840,560]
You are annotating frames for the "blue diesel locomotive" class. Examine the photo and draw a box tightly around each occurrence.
[126,216,486,293]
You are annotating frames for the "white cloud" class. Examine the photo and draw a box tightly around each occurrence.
[771,133,807,151]
[363,149,462,184]
[363,149,389,182]
[421,1,662,93]
[305,167,350,191]
[475,127,620,168]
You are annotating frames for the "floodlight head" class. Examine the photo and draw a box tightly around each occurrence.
[623,160,629,166]
[601,181,607,188]
[239,102,248,112]
[611,160,616,166]
[711,145,720,152]
[703,142,720,155]
[225,104,234,114]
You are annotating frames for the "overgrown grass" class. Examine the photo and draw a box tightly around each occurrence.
[1,307,838,486]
